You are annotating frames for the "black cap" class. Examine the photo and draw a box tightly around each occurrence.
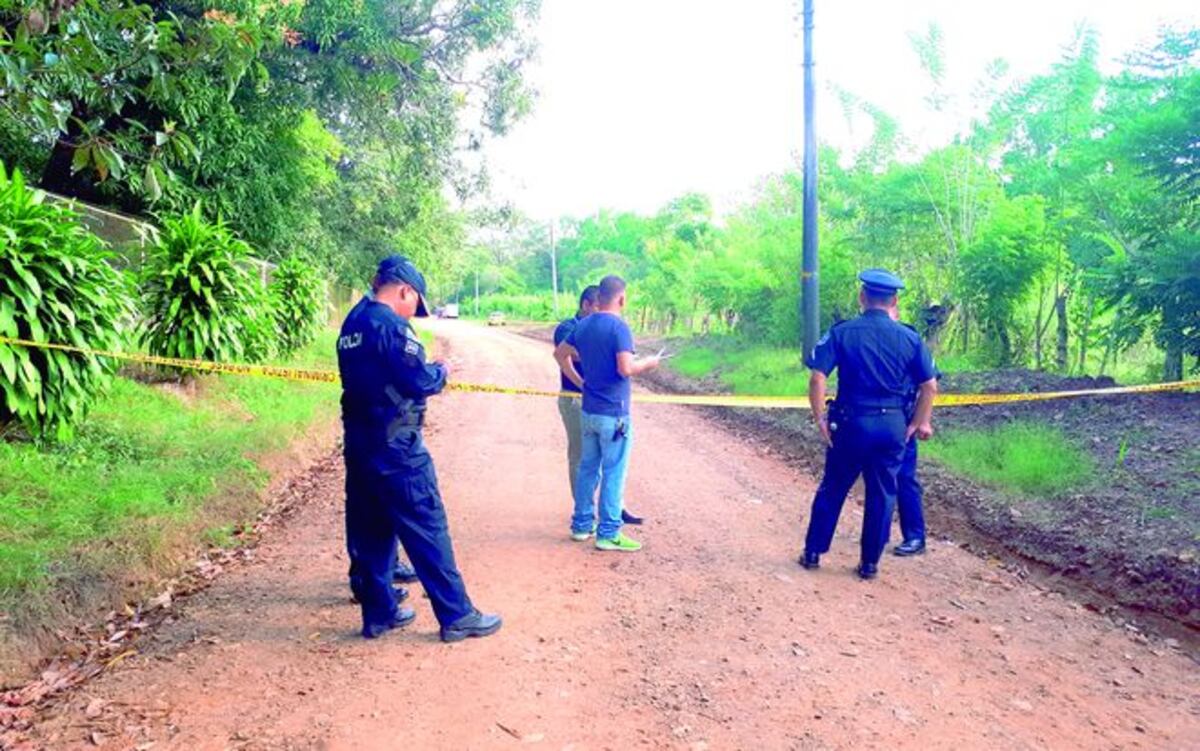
[858,268,905,297]
[376,255,429,317]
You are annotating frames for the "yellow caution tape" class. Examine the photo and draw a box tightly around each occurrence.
[2,335,1197,409]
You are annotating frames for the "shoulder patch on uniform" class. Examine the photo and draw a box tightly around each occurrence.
[404,337,420,355]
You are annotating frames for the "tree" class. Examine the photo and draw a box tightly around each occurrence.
[0,0,539,279]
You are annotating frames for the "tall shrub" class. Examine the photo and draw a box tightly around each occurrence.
[140,205,275,364]
[269,256,327,356]
[0,164,135,439]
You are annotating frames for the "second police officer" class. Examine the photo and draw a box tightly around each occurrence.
[799,269,938,580]
[338,255,501,641]
[891,304,943,558]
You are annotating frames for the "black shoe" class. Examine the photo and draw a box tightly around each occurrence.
[440,610,503,643]
[393,559,419,583]
[621,509,644,525]
[856,562,878,580]
[350,586,409,605]
[362,607,416,639]
[799,551,820,570]
[893,538,926,557]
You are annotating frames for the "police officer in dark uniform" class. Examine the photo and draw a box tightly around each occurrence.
[338,255,502,640]
[893,317,943,557]
[799,269,938,580]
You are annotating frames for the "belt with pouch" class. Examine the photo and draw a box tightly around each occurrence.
[830,401,904,417]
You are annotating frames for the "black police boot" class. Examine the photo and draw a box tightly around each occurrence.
[362,607,417,639]
[856,562,879,580]
[621,509,644,525]
[893,538,926,557]
[799,551,820,570]
[393,557,419,583]
[440,610,503,643]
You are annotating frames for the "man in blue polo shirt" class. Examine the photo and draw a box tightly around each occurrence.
[552,285,645,527]
[554,275,660,552]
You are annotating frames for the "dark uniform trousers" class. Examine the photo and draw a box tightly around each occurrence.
[897,437,925,542]
[344,429,474,630]
[804,407,907,565]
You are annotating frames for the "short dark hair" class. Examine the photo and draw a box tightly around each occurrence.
[579,285,600,309]
[597,275,626,305]
[862,286,896,307]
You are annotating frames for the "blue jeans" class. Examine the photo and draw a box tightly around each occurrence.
[572,411,632,540]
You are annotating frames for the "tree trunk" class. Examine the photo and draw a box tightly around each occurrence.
[1054,293,1069,371]
[1076,296,1095,374]
[995,322,1012,366]
[1163,341,1183,382]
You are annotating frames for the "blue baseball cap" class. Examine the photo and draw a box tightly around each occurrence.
[376,255,429,317]
[858,268,905,297]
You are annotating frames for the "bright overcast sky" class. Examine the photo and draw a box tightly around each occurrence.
[479,0,1197,221]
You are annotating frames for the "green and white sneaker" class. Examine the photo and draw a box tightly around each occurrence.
[570,529,595,542]
[595,532,642,552]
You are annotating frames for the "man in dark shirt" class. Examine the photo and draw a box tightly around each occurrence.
[553,285,644,526]
[553,275,660,551]
[800,269,938,580]
[338,255,501,641]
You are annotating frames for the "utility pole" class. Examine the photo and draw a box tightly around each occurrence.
[550,221,560,318]
[800,0,820,357]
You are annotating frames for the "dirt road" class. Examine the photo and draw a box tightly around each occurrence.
[23,321,1200,749]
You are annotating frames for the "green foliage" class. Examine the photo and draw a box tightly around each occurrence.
[0,0,273,203]
[476,25,1198,380]
[924,421,1095,496]
[669,341,809,396]
[0,331,338,607]
[139,205,272,364]
[0,163,134,439]
[468,292,557,321]
[0,0,539,300]
[269,256,327,355]
[959,195,1053,364]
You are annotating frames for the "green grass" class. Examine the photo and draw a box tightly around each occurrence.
[672,347,719,379]
[0,330,340,606]
[923,421,1095,497]
[670,341,811,396]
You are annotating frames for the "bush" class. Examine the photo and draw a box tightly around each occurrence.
[0,163,135,439]
[470,292,557,320]
[140,205,275,364]
[269,256,327,356]
[240,277,279,364]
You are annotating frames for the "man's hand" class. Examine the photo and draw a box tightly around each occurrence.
[636,354,662,373]
[436,360,451,379]
[816,414,833,446]
[616,351,660,377]
[905,421,934,442]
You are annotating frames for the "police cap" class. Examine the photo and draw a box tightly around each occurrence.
[377,255,430,317]
[858,268,905,297]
